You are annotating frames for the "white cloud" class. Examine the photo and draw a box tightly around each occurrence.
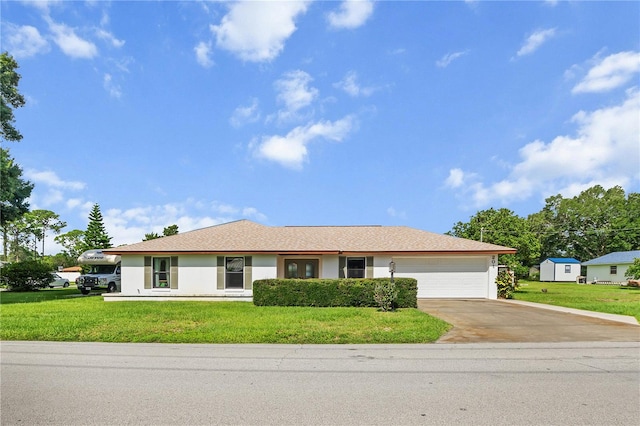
[211,1,309,62]
[24,170,86,210]
[273,70,318,122]
[46,18,98,59]
[451,89,640,207]
[194,41,214,68]
[387,207,407,220]
[230,98,260,127]
[95,28,125,48]
[516,28,556,57]
[327,0,374,30]
[21,0,62,12]
[436,50,469,68]
[253,116,356,169]
[334,71,375,97]
[26,170,86,190]
[572,51,640,94]
[445,168,466,188]
[102,200,268,247]
[103,73,122,98]
[3,24,50,58]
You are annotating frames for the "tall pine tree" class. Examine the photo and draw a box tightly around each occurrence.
[83,204,112,250]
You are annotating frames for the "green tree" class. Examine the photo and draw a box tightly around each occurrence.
[22,210,66,256]
[448,208,541,277]
[143,232,160,241]
[1,52,26,143]
[531,185,638,261]
[163,224,179,236]
[83,204,112,250]
[625,258,640,280]
[142,224,178,241]
[1,148,34,258]
[3,216,35,261]
[54,229,86,260]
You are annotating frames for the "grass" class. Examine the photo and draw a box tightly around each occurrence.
[513,280,640,321]
[0,288,451,344]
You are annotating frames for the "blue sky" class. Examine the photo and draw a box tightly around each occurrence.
[2,0,639,253]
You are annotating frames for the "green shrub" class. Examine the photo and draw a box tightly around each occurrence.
[1,261,52,291]
[496,270,518,299]
[374,279,398,311]
[625,258,640,280]
[253,278,417,308]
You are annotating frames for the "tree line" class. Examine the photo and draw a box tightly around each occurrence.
[447,185,640,277]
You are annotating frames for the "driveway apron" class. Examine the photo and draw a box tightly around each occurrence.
[418,299,640,343]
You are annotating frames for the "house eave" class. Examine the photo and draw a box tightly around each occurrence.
[104,249,517,256]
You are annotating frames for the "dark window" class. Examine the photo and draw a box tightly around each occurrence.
[153,257,170,288]
[564,265,571,274]
[610,266,617,275]
[347,257,365,278]
[226,257,244,289]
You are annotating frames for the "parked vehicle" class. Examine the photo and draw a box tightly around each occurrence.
[76,250,121,295]
[49,273,70,288]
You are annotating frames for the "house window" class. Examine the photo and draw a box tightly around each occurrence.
[564,265,571,274]
[287,262,298,278]
[226,257,244,289]
[610,266,617,275]
[153,257,170,288]
[347,257,365,278]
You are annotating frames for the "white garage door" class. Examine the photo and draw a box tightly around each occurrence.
[394,257,488,298]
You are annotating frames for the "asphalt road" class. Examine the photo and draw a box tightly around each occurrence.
[2,341,639,425]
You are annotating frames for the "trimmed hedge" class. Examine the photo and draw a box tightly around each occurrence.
[253,278,417,308]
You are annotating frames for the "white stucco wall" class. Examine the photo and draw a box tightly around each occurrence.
[586,264,631,283]
[119,253,502,299]
[251,255,277,281]
[120,254,279,296]
[178,255,217,294]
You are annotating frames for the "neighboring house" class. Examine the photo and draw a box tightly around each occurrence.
[539,258,581,282]
[104,220,515,301]
[57,266,81,283]
[582,250,640,283]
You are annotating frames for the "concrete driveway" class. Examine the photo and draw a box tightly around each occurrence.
[418,299,640,343]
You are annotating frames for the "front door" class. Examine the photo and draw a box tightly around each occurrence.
[285,259,319,279]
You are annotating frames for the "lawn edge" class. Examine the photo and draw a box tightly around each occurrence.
[500,299,639,326]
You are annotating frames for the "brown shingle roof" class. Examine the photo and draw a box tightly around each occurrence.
[106,220,516,255]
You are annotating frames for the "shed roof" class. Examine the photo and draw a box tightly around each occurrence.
[545,258,581,264]
[582,250,640,266]
[105,220,516,255]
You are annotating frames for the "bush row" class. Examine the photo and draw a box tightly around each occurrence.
[253,278,417,308]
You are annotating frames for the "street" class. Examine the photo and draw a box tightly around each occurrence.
[1,341,639,425]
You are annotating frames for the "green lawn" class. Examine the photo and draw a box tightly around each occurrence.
[514,280,640,321]
[0,288,451,344]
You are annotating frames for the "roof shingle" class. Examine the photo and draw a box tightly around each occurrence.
[106,220,516,255]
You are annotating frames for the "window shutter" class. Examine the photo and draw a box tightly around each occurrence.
[339,256,346,278]
[144,256,152,289]
[366,256,374,278]
[244,256,252,290]
[217,256,225,290]
[170,256,179,289]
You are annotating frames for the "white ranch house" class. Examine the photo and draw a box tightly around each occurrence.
[582,250,640,283]
[539,258,581,282]
[103,220,515,301]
